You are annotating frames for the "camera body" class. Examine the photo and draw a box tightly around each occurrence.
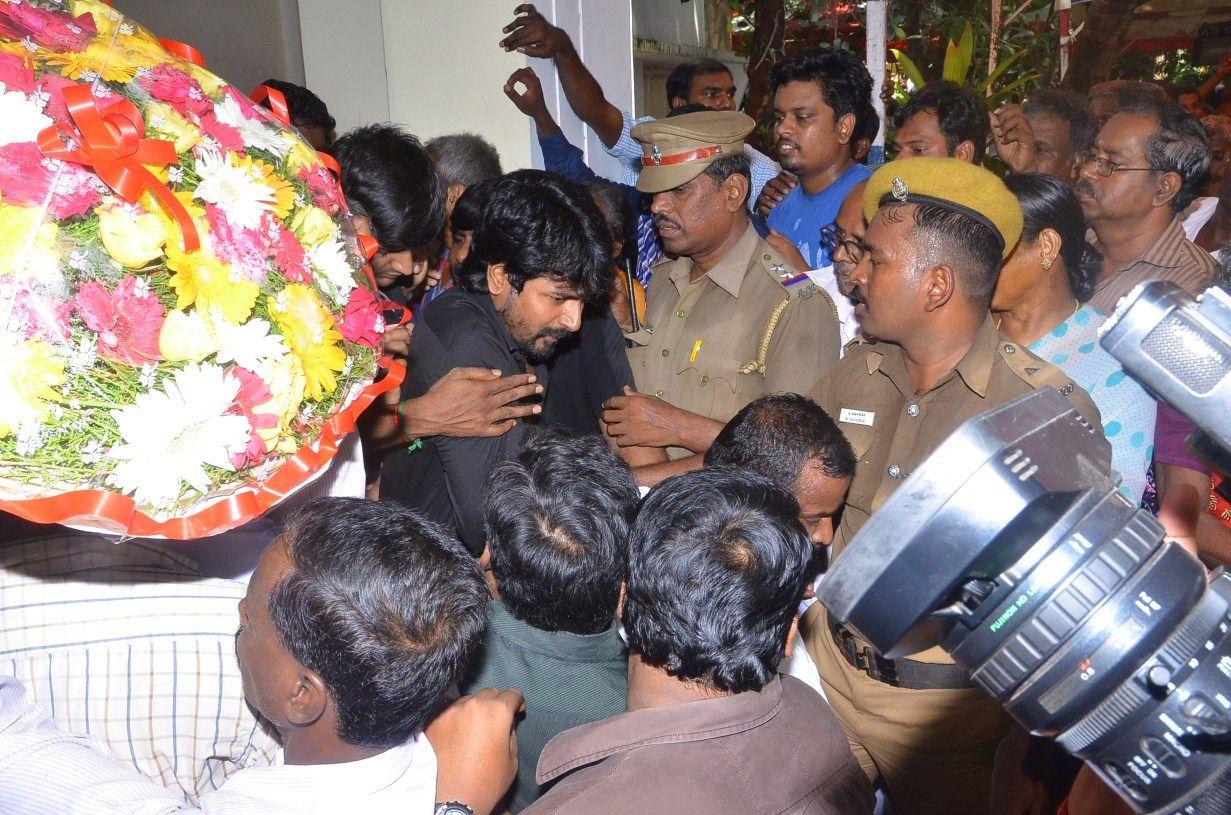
[819,283,1231,814]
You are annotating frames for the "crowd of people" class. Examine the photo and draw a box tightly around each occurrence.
[2,4,1231,815]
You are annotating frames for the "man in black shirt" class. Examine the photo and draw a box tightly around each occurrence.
[382,170,612,554]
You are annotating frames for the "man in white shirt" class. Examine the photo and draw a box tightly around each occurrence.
[0,499,513,815]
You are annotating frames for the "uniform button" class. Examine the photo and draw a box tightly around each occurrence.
[700,375,710,385]
[906,404,920,417]
[675,309,686,318]
[888,465,902,478]
[654,389,664,398]
[661,348,670,357]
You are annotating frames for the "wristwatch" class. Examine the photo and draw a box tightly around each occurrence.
[434,803,475,815]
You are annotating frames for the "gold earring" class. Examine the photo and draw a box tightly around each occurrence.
[1041,258,1053,270]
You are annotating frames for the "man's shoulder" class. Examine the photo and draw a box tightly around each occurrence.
[417,289,506,354]
[994,338,1083,398]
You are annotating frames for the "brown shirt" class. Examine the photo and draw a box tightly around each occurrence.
[525,675,873,815]
[1087,216,1215,313]
[627,223,842,458]
[807,316,1109,663]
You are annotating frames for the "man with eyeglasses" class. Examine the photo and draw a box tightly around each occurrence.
[826,180,870,346]
[1076,95,1215,313]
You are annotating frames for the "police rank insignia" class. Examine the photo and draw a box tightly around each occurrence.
[891,176,910,201]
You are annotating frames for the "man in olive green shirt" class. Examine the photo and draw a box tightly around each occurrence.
[463,427,636,812]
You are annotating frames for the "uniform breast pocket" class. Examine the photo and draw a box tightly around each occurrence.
[836,421,879,515]
[674,345,747,419]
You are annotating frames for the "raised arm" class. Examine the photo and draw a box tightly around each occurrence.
[500,4,624,148]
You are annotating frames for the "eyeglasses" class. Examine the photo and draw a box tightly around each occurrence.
[1082,153,1156,178]
[821,223,863,263]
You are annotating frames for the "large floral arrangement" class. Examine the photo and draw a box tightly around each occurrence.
[0,0,390,537]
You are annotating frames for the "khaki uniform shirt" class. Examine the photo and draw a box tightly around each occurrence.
[628,223,842,457]
[1087,216,1215,313]
[808,315,1109,663]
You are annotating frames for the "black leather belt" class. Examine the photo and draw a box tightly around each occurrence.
[828,616,975,690]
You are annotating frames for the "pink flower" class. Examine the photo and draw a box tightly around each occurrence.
[139,65,212,118]
[300,165,344,215]
[0,142,51,206]
[204,205,273,284]
[222,86,266,124]
[0,4,95,52]
[0,142,101,218]
[273,224,311,283]
[0,52,34,94]
[224,365,278,468]
[198,114,244,154]
[336,285,385,348]
[5,285,72,344]
[74,276,165,365]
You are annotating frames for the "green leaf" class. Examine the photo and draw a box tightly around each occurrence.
[942,39,961,83]
[892,48,927,90]
[977,48,1026,95]
[956,22,975,83]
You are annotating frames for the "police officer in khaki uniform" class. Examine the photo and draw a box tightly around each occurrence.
[801,158,1110,814]
[602,110,842,479]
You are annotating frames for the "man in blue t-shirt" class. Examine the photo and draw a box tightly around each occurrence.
[765,49,875,273]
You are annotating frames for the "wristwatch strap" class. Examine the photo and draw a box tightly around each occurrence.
[434,802,475,815]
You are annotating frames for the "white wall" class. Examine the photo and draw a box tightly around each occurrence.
[114,0,304,94]
[297,0,634,177]
[380,0,532,170]
[532,1,634,180]
[297,0,390,133]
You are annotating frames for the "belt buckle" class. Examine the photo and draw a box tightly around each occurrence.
[864,650,899,687]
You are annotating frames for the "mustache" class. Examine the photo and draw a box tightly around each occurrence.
[532,327,572,344]
[848,286,868,307]
[653,214,682,232]
[777,138,799,152]
[1076,179,1098,199]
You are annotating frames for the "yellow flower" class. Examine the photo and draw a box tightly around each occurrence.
[98,203,169,268]
[270,284,345,400]
[144,102,201,155]
[185,62,223,97]
[44,41,137,84]
[253,158,295,220]
[283,140,319,174]
[0,339,65,438]
[289,206,335,247]
[0,205,60,285]
[256,352,307,446]
[78,0,123,38]
[145,189,207,256]
[158,308,221,362]
[165,243,259,324]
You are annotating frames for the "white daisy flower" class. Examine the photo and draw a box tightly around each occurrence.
[107,363,252,508]
[167,166,184,184]
[193,148,276,231]
[213,92,290,157]
[0,83,53,148]
[213,316,290,372]
[308,237,358,305]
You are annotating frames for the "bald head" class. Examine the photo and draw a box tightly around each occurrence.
[832,180,868,297]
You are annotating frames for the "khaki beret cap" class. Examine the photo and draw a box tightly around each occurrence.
[863,157,1024,259]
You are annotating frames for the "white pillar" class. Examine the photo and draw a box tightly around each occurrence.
[866,0,888,166]
[533,0,634,180]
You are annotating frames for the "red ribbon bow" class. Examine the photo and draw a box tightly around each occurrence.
[37,83,200,252]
